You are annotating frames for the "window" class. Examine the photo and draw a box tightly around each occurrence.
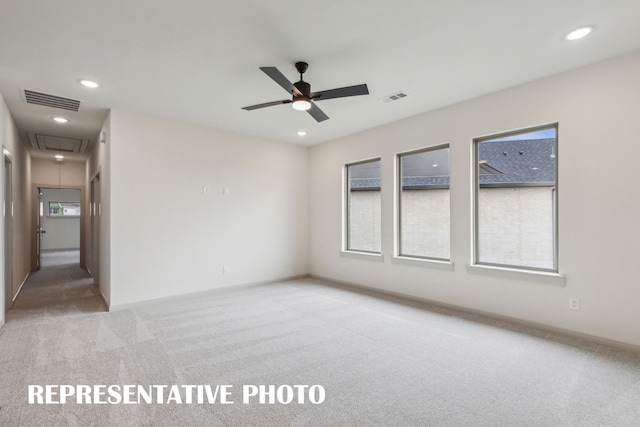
[474,125,557,271]
[345,159,381,253]
[398,145,450,260]
[48,201,81,217]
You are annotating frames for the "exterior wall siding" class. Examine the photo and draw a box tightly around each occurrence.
[478,186,554,269]
[400,189,450,259]
[348,191,381,252]
[351,187,552,267]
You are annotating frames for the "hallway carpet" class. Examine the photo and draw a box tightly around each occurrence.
[1,261,640,425]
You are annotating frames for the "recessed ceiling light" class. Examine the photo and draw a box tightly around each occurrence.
[565,26,593,41]
[297,131,307,136]
[79,79,101,88]
[53,117,69,123]
[432,164,439,168]
[54,154,65,161]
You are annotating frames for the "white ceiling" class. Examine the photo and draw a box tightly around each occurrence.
[1,0,640,157]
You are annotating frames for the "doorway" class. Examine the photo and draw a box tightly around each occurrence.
[89,173,100,283]
[37,188,81,269]
[4,151,13,311]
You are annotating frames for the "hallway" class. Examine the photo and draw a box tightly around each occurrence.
[6,250,106,323]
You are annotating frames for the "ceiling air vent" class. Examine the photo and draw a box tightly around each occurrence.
[379,91,408,104]
[28,133,89,154]
[23,89,81,112]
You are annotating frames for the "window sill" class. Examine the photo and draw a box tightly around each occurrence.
[340,250,384,263]
[466,264,566,286]
[392,256,454,271]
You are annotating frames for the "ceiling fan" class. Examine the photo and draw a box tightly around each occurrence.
[242,61,369,122]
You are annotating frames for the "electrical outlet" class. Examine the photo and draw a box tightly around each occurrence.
[569,298,580,311]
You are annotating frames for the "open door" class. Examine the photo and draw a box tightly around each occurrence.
[37,188,82,267]
[35,188,43,270]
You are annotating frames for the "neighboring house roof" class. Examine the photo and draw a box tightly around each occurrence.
[350,178,382,190]
[350,138,556,190]
[478,138,556,186]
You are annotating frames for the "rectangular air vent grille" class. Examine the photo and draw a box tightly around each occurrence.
[23,89,81,112]
[28,133,89,154]
[379,91,408,104]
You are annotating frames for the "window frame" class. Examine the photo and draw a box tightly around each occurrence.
[472,124,559,273]
[344,157,382,254]
[396,144,451,262]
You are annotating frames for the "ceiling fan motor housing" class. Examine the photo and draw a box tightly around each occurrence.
[294,80,311,98]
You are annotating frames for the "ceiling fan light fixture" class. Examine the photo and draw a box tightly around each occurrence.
[292,98,311,111]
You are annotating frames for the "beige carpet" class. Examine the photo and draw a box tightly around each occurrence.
[1,254,640,426]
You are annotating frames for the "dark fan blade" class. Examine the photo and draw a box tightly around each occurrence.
[259,67,301,95]
[307,102,329,122]
[242,100,292,111]
[311,84,369,101]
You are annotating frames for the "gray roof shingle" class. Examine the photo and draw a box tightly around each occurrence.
[478,138,555,186]
[349,138,556,190]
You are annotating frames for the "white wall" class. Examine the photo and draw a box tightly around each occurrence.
[40,188,81,251]
[108,110,309,307]
[31,158,86,187]
[309,50,640,348]
[87,113,111,306]
[0,95,31,328]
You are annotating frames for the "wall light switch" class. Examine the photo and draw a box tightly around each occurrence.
[223,187,230,196]
[203,186,210,195]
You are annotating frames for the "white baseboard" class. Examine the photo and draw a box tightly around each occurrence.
[309,274,640,354]
[98,291,109,311]
[12,272,31,305]
[107,274,309,312]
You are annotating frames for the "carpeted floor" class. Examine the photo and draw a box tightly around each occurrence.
[1,254,640,426]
